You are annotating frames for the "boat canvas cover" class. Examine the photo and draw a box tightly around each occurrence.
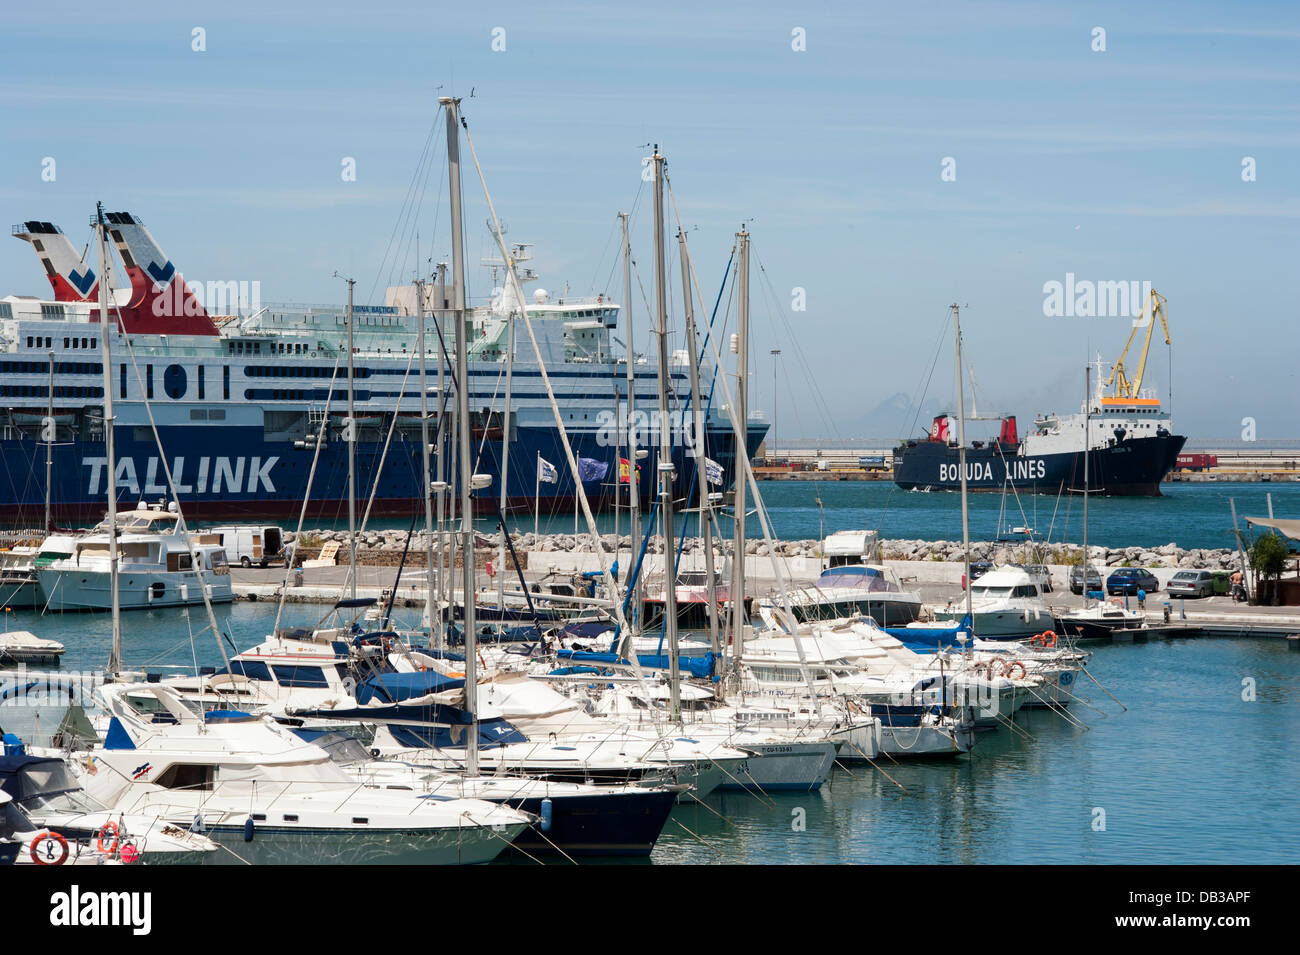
[290,700,529,749]
[354,671,464,705]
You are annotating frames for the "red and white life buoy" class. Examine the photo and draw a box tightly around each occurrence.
[30,830,70,866]
[96,821,120,856]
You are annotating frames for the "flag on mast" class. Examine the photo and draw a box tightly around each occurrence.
[618,458,631,484]
[578,458,608,483]
[704,456,724,486]
[538,457,558,484]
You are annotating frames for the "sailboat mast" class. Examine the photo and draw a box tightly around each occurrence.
[677,228,720,656]
[730,226,749,683]
[416,278,435,627]
[650,147,680,721]
[346,277,357,600]
[498,296,515,627]
[44,350,54,532]
[1082,364,1090,608]
[443,95,478,773]
[95,205,121,675]
[620,211,641,641]
[434,261,449,649]
[952,304,972,629]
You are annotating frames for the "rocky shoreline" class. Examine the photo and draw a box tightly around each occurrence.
[283,529,1245,571]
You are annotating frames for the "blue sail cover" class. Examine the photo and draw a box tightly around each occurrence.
[291,700,529,750]
[354,671,464,705]
[556,649,718,679]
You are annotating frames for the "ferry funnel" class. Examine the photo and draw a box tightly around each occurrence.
[101,211,219,336]
[12,220,120,303]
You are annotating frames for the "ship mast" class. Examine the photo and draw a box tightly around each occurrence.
[729,225,749,685]
[95,204,122,676]
[1082,364,1091,609]
[650,146,680,722]
[952,304,972,633]
[620,211,642,645]
[677,228,720,656]
[344,276,357,600]
[443,95,478,773]
[415,277,436,629]
[44,350,54,532]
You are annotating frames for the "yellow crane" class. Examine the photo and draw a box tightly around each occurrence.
[1104,289,1170,399]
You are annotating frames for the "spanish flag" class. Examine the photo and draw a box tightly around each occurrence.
[618,457,631,484]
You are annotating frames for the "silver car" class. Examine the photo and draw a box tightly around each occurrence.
[1167,570,1214,598]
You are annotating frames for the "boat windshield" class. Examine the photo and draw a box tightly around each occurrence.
[971,586,1014,599]
[17,761,107,814]
[1,797,35,838]
[817,567,901,593]
[308,732,374,766]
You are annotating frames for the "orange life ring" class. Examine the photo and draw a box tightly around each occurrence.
[96,821,120,855]
[1041,631,1058,648]
[30,830,70,866]
[1004,660,1027,680]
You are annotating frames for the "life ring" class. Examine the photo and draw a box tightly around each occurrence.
[310,351,317,358]
[1040,631,1058,648]
[1004,660,1027,680]
[96,821,120,855]
[1110,597,1124,608]
[30,830,70,866]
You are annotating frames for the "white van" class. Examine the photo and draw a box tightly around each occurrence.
[208,525,285,568]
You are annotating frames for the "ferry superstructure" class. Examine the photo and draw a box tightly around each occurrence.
[1,214,765,523]
[893,292,1186,496]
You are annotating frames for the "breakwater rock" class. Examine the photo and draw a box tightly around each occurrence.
[282,530,1245,570]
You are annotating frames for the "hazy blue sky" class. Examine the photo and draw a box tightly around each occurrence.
[3,1,1297,443]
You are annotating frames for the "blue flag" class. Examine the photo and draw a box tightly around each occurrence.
[578,458,609,482]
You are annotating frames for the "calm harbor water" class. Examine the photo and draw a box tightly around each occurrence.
[302,480,1299,552]
[4,598,1298,865]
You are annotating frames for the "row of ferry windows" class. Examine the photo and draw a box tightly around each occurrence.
[24,336,98,350]
[0,360,102,375]
[0,385,103,398]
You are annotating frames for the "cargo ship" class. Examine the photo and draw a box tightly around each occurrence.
[0,215,764,525]
[894,294,1186,496]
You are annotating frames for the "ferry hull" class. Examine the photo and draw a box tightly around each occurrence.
[0,422,765,525]
[892,433,1186,497]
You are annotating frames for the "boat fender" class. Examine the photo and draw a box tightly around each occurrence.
[119,841,140,864]
[540,798,553,833]
[96,821,120,855]
[30,830,69,866]
[244,816,255,842]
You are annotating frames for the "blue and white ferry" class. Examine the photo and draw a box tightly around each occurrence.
[1,213,765,524]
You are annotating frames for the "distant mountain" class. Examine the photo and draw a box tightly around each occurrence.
[845,392,945,443]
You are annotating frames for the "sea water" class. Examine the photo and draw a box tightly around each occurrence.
[3,597,1296,865]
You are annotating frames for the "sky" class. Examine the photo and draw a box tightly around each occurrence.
[2,1,1297,444]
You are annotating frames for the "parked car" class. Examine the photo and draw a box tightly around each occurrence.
[962,561,994,589]
[1167,570,1215,598]
[1068,564,1103,595]
[1106,568,1160,596]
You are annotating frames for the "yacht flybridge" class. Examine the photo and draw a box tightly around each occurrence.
[36,504,233,611]
[72,683,531,865]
